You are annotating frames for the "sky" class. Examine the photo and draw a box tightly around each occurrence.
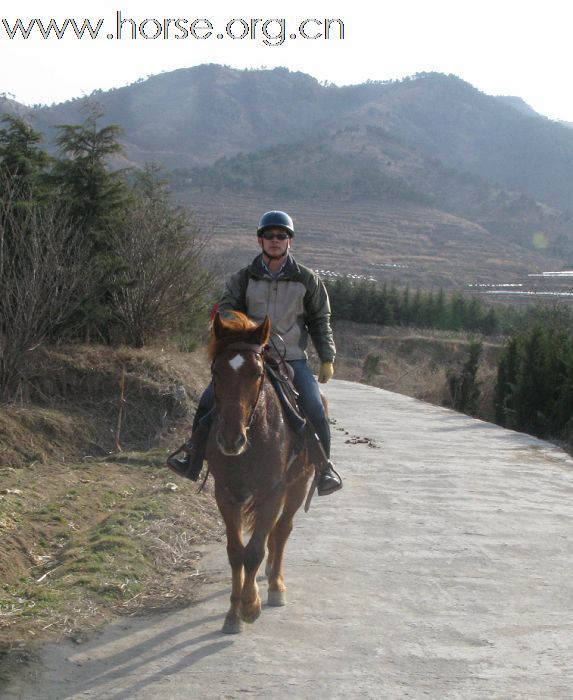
[1,0,572,122]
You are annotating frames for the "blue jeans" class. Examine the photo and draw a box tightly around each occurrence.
[193,359,331,457]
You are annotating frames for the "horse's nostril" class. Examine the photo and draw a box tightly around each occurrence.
[216,428,247,455]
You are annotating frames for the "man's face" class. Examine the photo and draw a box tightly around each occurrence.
[258,227,291,259]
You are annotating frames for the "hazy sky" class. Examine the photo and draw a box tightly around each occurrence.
[2,0,572,122]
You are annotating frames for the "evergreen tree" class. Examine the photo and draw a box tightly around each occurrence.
[324,279,501,335]
[51,105,127,240]
[494,335,520,426]
[449,293,467,331]
[400,286,411,325]
[466,298,483,331]
[327,277,354,321]
[433,288,448,329]
[513,326,555,437]
[410,288,424,326]
[49,105,130,338]
[447,340,483,415]
[0,115,51,205]
[481,307,498,335]
[357,281,379,324]
[552,334,573,439]
[387,285,401,324]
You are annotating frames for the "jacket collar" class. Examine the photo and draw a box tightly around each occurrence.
[249,253,300,279]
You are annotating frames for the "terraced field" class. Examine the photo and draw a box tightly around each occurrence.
[183,189,564,289]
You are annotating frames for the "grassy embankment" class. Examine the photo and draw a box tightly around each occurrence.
[0,343,222,656]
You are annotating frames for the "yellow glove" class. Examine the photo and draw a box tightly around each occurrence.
[318,361,334,384]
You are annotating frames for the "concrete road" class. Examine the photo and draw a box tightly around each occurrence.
[5,380,573,699]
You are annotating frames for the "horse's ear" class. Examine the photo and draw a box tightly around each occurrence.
[252,315,271,347]
[212,312,225,339]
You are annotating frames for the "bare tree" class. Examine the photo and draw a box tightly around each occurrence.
[0,176,93,401]
[110,187,215,348]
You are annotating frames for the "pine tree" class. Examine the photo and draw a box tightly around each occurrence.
[447,340,483,415]
[494,335,520,426]
[49,105,130,339]
[513,326,554,437]
[0,115,51,205]
[552,334,573,440]
[401,286,411,325]
[481,308,498,335]
[410,289,423,327]
[449,293,467,331]
[51,105,127,241]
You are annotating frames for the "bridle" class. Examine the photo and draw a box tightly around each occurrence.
[211,341,266,433]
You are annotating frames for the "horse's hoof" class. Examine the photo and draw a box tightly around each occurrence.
[222,615,243,634]
[267,590,286,607]
[240,599,262,623]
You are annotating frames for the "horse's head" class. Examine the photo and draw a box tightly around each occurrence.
[209,312,271,456]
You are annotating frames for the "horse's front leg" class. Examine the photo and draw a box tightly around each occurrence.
[240,491,283,623]
[215,487,244,634]
[267,471,310,607]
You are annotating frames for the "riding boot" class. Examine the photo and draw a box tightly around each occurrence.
[317,460,342,495]
[166,423,210,481]
[309,417,343,496]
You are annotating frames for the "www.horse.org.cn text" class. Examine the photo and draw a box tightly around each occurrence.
[1,14,345,45]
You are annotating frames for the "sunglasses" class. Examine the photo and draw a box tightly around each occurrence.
[260,231,289,241]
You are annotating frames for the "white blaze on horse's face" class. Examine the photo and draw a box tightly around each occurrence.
[229,354,245,372]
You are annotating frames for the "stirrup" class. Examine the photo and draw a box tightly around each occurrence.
[166,443,201,481]
[317,462,343,496]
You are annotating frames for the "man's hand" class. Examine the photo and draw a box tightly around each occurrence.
[318,361,334,383]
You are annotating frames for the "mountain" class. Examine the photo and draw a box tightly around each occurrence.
[495,96,541,118]
[174,126,573,292]
[5,65,573,210]
[3,65,573,288]
[360,73,573,210]
[16,65,336,168]
[0,94,29,119]
[177,122,571,259]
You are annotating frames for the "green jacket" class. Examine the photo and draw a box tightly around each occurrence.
[219,253,336,363]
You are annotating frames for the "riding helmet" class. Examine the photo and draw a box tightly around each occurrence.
[257,210,294,238]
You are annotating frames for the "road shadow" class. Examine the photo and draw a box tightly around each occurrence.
[40,612,233,700]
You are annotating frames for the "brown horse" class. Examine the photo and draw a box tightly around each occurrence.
[207,311,315,634]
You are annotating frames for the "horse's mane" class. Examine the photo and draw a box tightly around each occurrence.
[208,311,259,363]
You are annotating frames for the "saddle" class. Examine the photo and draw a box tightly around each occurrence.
[263,347,307,439]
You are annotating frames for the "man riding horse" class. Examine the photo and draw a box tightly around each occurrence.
[167,210,342,496]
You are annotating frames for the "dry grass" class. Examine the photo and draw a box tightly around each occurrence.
[0,450,223,651]
[0,341,222,658]
[0,343,211,469]
[330,320,503,418]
